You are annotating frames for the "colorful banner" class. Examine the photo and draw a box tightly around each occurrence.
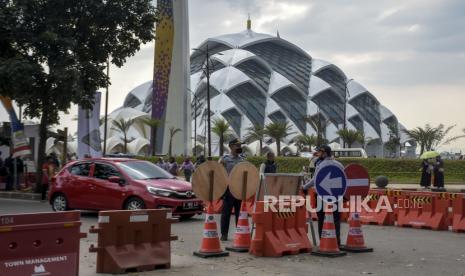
[151,0,174,120]
[0,96,32,158]
[77,92,102,159]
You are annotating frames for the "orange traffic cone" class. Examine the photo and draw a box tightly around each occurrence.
[312,209,346,257]
[341,212,373,253]
[226,201,251,252]
[193,204,230,258]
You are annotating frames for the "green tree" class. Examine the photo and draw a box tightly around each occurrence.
[264,121,294,156]
[139,118,161,156]
[244,124,265,156]
[1,0,157,188]
[111,118,135,154]
[294,134,317,152]
[403,124,465,155]
[336,129,361,148]
[304,114,329,146]
[212,118,231,156]
[168,127,182,157]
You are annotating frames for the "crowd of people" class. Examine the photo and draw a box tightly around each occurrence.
[0,151,24,191]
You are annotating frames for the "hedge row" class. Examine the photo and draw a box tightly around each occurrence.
[137,156,465,184]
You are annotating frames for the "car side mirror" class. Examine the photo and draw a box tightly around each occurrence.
[108,176,125,185]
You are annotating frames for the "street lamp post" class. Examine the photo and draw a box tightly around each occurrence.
[191,46,222,158]
[188,89,198,156]
[343,78,354,148]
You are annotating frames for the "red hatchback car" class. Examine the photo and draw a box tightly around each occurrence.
[49,158,203,219]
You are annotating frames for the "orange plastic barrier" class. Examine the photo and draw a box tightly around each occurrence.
[396,191,449,230]
[360,189,397,226]
[89,209,178,274]
[451,193,465,232]
[0,211,86,276]
[307,188,318,221]
[249,201,311,257]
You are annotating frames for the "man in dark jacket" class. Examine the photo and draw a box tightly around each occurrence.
[302,145,342,245]
[218,138,245,241]
[260,152,277,174]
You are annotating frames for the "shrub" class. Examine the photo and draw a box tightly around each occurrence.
[137,156,465,184]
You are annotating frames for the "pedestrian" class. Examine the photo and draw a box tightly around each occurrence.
[259,151,277,174]
[433,156,445,189]
[50,152,60,168]
[420,159,433,189]
[14,157,24,190]
[302,145,342,246]
[194,155,206,168]
[168,157,178,176]
[156,157,168,171]
[41,156,56,200]
[4,154,14,191]
[218,138,245,241]
[308,151,319,178]
[180,157,195,182]
[0,152,7,190]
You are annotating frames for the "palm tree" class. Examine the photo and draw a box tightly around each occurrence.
[403,124,465,155]
[357,130,374,149]
[384,124,401,157]
[264,121,294,156]
[211,118,231,156]
[304,114,329,146]
[336,129,362,148]
[111,118,135,153]
[244,124,265,156]
[294,134,317,152]
[139,118,161,156]
[168,127,182,157]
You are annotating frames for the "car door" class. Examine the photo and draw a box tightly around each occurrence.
[87,162,127,210]
[65,162,92,209]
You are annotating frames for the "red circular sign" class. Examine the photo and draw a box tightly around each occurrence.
[344,164,370,198]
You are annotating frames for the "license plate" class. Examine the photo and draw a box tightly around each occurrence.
[183,202,199,209]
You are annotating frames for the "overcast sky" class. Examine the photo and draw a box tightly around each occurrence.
[1,0,464,152]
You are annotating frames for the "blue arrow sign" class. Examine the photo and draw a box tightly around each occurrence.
[315,164,347,200]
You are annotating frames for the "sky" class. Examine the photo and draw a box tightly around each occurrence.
[1,0,464,152]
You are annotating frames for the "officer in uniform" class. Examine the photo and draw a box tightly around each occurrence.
[218,138,245,241]
[303,145,342,245]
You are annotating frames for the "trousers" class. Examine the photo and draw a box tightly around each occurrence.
[220,189,241,236]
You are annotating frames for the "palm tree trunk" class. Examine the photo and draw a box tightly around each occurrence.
[123,133,127,153]
[277,139,281,156]
[151,126,157,156]
[259,139,263,156]
[219,134,224,156]
[169,137,172,157]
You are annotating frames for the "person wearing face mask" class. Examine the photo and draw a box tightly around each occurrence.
[259,151,277,174]
[218,138,245,241]
[302,145,342,245]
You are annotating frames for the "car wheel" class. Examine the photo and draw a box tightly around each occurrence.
[52,194,69,212]
[124,197,146,210]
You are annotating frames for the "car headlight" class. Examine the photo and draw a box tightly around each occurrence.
[147,187,174,197]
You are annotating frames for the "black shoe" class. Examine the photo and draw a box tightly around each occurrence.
[220,235,228,241]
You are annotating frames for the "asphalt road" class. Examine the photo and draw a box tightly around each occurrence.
[1,198,465,276]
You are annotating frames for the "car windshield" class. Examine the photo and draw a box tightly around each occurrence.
[117,161,175,180]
